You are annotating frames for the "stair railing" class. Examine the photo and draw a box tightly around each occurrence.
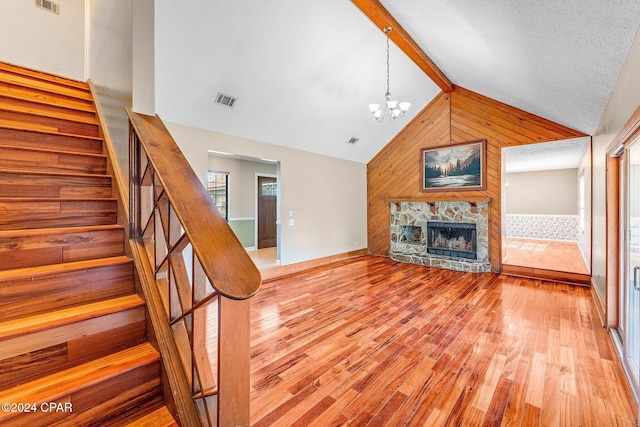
[126,108,261,426]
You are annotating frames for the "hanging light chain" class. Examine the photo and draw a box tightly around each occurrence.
[385,27,391,98]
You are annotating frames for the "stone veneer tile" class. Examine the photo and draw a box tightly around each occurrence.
[390,201,491,273]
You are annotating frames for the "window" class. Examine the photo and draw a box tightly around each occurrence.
[207,171,229,221]
[579,170,585,232]
[261,179,277,196]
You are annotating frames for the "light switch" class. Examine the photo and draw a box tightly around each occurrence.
[288,219,294,226]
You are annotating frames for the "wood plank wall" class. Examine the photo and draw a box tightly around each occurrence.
[367,86,586,271]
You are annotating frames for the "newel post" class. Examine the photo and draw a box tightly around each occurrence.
[218,296,251,426]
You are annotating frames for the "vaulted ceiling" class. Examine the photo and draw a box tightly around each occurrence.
[153,0,640,164]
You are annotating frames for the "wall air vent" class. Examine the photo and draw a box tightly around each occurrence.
[347,137,359,145]
[215,92,237,108]
[35,0,59,14]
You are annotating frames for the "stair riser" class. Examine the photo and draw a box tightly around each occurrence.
[58,368,162,426]
[0,62,90,91]
[0,199,117,230]
[0,82,95,114]
[0,359,160,427]
[0,227,125,270]
[0,93,97,121]
[0,109,99,137]
[0,173,112,199]
[0,307,145,361]
[0,70,92,102]
[0,321,145,391]
[0,146,106,174]
[0,260,133,322]
[0,128,102,154]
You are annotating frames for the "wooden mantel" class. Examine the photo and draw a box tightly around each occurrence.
[386,197,491,203]
[387,197,491,213]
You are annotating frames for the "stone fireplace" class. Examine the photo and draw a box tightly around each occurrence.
[390,201,490,272]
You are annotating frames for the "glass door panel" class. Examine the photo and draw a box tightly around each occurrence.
[624,139,640,392]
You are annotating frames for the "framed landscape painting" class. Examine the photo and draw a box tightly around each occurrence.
[421,140,486,192]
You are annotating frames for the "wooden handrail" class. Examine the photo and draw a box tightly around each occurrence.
[126,109,261,300]
[126,108,260,426]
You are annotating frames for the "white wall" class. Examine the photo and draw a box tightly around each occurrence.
[165,122,368,265]
[505,169,578,215]
[0,0,85,80]
[577,143,592,272]
[132,0,154,115]
[592,29,640,304]
[86,0,133,186]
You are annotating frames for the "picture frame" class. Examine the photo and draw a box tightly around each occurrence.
[421,140,487,192]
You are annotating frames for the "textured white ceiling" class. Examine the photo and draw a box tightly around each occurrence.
[153,0,640,164]
[504,137,590,173]
[381,0,640,135]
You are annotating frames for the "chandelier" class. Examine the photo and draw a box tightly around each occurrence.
[369,27,411,122]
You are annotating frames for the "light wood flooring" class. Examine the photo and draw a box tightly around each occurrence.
[503,238,590,275]
[248,247,279,270]
[249,255,637,426]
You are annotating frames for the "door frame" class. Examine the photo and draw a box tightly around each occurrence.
[606,106,640,327]
[605,107,640,407]
[254,172,279,251]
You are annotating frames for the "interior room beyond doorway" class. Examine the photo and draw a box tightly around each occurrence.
[208,152,279,270]
[502,138,591,278]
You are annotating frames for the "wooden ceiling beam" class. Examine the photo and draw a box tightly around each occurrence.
[352,0,454,93]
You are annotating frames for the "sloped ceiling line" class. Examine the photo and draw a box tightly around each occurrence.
[351,0,454,93]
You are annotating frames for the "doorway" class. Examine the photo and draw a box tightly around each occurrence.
[501,138,591,281]
[257,175,277,249]
[207,152,280,269]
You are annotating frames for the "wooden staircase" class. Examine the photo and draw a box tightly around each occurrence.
[0,63,177,426]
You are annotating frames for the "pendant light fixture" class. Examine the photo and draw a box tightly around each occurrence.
[369,27,411,122]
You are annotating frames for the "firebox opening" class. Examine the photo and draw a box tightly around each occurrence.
[427,221,477,260]
[400,225,422,243]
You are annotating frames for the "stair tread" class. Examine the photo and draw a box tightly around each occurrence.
[0,196,116,202]
[0,86,96,114]
[0,223,123,237]
[0,62,90,91]
[0,100,99,125]
[0,120,103,141]
[0,167,111,179]
[0,255,131,281]
[0,342,158,404]
[0,294,144,340]
[125,405,178,427]
[0,117,57,133]
[0,143,106,159]
[0,70,92,101]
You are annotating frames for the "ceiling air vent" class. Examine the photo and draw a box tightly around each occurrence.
[35,0,59,14]
[215,92,237,108]
[347,137,359,145]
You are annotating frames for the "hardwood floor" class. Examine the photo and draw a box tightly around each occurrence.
[249,255,637,426]
[503,238,590,275]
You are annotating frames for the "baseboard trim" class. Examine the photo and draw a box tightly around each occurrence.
[260,249,369,282]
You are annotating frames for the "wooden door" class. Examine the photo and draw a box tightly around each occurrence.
[257,176,277,249]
